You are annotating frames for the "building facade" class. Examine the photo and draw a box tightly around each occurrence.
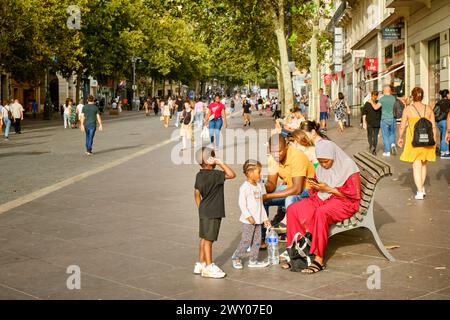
[389,0,450,106]
[328,0,449,109]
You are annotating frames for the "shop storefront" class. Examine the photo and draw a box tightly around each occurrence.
[380,19,406,96]
[428,37,441,106]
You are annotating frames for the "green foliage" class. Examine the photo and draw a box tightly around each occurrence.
[0,0,331,92]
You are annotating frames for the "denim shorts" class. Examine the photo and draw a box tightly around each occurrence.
[320,112,328,120]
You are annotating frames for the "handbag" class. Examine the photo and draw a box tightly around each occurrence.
[201,126,210,141]
[287,232,313,272]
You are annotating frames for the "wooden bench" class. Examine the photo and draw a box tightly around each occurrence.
[328,151,395,261]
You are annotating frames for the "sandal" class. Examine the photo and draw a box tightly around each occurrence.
[301,260,325,274]
[279,250,290,263]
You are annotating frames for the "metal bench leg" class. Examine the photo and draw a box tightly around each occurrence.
[364,201,396,262]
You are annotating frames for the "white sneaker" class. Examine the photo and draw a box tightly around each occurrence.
[248,260,270,268]
[232,259,243,269]
[414,192,424,200]
[382,152,391,157]
[193,262,206,275]
[201,264,226,278]
[390,144,397,156]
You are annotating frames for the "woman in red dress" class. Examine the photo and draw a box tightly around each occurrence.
[285,139,361,273]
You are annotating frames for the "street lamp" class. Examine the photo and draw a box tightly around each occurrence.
[131,56,141,111]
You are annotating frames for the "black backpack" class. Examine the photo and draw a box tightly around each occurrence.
[433,99,450,122]
[411,105,435,147]
[393,99,405,119]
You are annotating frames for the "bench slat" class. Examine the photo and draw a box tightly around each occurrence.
[360,173,376,189]
[343,218,350,228]
[361,152,393,174]
[354,159,380,183]
[354,154,386,177]
[360,192,372,202]
[360,198,371,209]
[358,206,368,215]
[359,152,392,175]
[357,153,389,175]
[360,184,374,197]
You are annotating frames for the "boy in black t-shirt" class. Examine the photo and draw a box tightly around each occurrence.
[194,147,236,278]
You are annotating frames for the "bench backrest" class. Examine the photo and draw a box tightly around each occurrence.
[353,152,393,215]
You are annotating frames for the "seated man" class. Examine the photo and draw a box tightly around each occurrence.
[261,134,315,248]
[274,107,305,138]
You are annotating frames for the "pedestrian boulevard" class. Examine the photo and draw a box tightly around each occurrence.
[0,112,449,299]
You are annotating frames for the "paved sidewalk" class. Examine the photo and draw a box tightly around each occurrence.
[0,112,449,300]
[19,110,144,133]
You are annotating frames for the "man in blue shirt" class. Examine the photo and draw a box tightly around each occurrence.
[378,85,398,156]
[32,100,38,118]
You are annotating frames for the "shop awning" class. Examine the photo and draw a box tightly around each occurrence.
[365,62,404,83]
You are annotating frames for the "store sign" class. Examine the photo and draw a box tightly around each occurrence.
[365,58,378,72]
[353,50,366,58]
[334,28,343,73]
[382,27,402,40]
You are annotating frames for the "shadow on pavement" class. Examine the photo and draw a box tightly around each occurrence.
[93,145,142,155]
[0,150,51,158]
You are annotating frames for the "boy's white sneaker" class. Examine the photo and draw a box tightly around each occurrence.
[382,152,390,157]
[201,264,226,278]
[248,260,270,268]
[193,262,206,275]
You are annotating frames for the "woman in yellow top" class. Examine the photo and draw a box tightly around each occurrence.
[397,87,437,200]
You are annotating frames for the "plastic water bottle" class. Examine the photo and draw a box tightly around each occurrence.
[259,175,267,195]
[266,228,279,265]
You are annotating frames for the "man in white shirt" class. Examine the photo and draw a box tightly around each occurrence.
[11,99,24,134]
[76,101,84,120]
[0,101,12,140]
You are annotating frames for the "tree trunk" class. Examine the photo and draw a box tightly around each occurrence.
[271,1,294,115]
[275,63,284,114]
[75,72,81,104]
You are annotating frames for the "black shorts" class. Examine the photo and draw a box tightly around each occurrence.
[199,218,222,242]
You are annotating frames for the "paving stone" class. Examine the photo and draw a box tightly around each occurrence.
[412,293,450,300]
[305,277,428,300]
[0,285,38,300]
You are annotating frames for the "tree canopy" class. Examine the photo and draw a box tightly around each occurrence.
[0,0,331,104]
